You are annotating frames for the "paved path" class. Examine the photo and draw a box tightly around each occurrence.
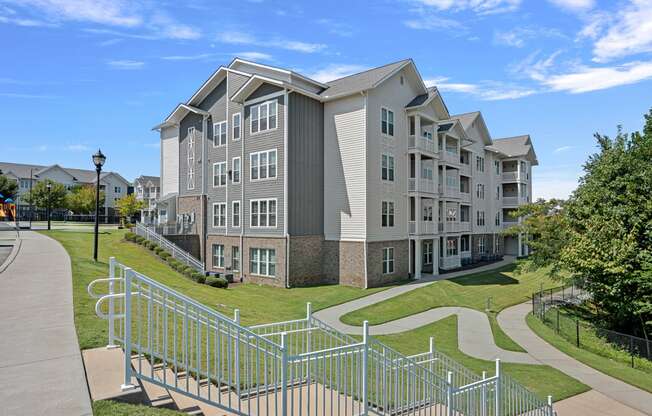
[313,256,538,363]
[498,302,652,415]
[0,231,93,416]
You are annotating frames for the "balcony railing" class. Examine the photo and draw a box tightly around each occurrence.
[441,186,460,199]
[440,255,461,270]
[408,135,437,154]
[442,221,471,233]
[441,150,460,165]
[409,220,438,235]
[502,196,529,206]
[459,163,471,176]
[502,171,527,182]
[408,178,437,194]
[459,191,471,203]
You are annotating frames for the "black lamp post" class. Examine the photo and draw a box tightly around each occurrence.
[92,149,106,262]
[46,182,52,230]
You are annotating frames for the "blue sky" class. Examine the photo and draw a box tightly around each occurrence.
[1,0,652,199]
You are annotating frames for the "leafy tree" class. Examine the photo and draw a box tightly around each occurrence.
[23,179,67,211]
[560,110,652,336]
[0,175,18,200]
[115,193,144,225]
[66,185,104,214]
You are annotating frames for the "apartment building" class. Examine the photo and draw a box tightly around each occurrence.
[153,58,536,288]
[0,161,131,219]
[133,175,160,224]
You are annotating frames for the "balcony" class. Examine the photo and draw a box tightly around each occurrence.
[440,255,461,270]
[459,163,471,176]
[502,171,527,182]
[502,220,519,230]
[441,150,460,165]
[459,191,471,203]
[408,178,437,195]
[409,220,438,235]
[442,221,471,233]
[502,196,528,206]
[440,185,460,199]
[408,135,437,154]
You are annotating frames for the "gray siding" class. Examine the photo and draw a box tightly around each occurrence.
[178,112,204,197]
[249,84,283,101]
[226,72,249,235]
[203,79,228,232]
[288,92,324,236]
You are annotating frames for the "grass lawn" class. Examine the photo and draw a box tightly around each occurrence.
[341,264,559,352]
[376,315,590,401]
[527,311,652,393]
[93,400,186,415]
[42,229,388,350]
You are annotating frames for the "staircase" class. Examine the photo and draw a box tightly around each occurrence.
[88,257,556,416]
[134,222,204,273]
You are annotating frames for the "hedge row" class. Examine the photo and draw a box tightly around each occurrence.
[124,231,228,289]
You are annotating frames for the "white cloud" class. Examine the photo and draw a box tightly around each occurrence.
[533,166,582,200]
[425,77,537,100]
[403,13,463,31]
[592,0,652,62]
[315,19,355,37]
[0,92,58,98]
[66,144,89,151]
[547,0,595,12]
[4,0,142,27]
[554,145,575,153]
[108,59,145,70]
[149,12,200,40]
[144,142,160,148]
[308,64,368,83]
[540,60,652,93]
[216,31,326,53]
[161,53,214,61]
[413,0,522,14]
[494,26,565,48]
[237,51,273,61]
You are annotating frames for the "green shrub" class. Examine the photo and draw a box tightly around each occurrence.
[168,259,182,270]
[192,272,206,284]
[134,236,145,244]
[154,247,164,255]
[182,266,194,275]
[125,232,136,241]
[205,276,228,288]
[159,251,170,260]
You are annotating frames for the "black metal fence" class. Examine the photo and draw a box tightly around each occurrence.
[532,284,652,368]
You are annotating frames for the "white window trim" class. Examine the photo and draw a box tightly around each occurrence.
[232,200,241,228]
[232,157,241,184]
[381,153,395,182]
[250,198,278,229]
[381,106,395,137]
[381,200,395,228]
[232,112,241,141]
[249,99,279,136]
[212,162,227,188]
[249,149,278,182]
[250,248,276,278]
[213,121,227,147]
[212,202,227,228]
[212,244,225,269]
[382,247,395,274]
[186,127,195,190]
[232,246,240,272]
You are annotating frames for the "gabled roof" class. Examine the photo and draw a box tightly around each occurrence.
[135,175,160,187]
[229,58,329,90]
[319,59,425,100]
[437,119,470,142]
[488,135,539,165]
[0,161,127,183]
[451,111,492,145]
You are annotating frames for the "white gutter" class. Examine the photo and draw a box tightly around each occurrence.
[284,88,290,289]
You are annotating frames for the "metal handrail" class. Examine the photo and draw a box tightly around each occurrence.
[134,222,203,272]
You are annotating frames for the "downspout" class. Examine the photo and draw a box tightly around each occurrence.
[202,114,208,269]
[362,90,368,289]
[284,88,290,289]
[225,75,229,237]
[240,101,245,282]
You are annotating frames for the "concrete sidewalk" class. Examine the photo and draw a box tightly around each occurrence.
[498,302,652,415]
[0,231,92,416]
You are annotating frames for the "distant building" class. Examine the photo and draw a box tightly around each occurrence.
[0,162,131,220]
[133,175,160,224]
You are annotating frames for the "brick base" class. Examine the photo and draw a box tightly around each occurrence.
[366,240,409,288]
[322,240,366,287]
[289,235,335,286]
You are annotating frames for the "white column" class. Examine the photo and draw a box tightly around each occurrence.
[433,237,440,276]
[518,233,523,257]
[415,238,422,279]
[415,155,422,192]
[415,115,421,139]
[457,235,461,267]
[408,238,413,276]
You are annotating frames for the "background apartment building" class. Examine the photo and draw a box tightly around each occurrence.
[133,175,160,224]
[153,58,537,288]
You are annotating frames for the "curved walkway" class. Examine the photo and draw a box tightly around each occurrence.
[498,302,652,415]
[0,231,92,415]
[314,256,538,364]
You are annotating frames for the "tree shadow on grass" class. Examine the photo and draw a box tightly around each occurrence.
[449,271,519,286]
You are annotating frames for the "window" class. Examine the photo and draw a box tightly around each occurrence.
[213,121,227,147]
[446,207,457,222]
[476,184,485,199]
[213,203,226,227]
[232,113,241,141]
[232,201,240,228]
[446,238,458,256]
[213,162,227,187]
[381,154,395,181]
[250,199,277,228]
[496,186,500,200]
[494,160,500,175]
[187,127,195,190]
[423,241,433,265]
[250,149,277,181]
[232,246,240,271]
[381,107,394,136]
[250,100,277,134]
[250,248,276,277]
[212,244,224,268]
[381,201,395,227]
[382,247,394,274]
[476,211,485,226]
[495,212,501,226]
[476,156,485,172]
[461,236,470,252]
[423,205,433,221]
[114,186,121,193]
[479,236,486,254]
[19,179,29,189]
[422,166,433,181]
[232,157,241,184]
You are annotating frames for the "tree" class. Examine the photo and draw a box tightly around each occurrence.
[23,179,67,211]
[559,109,652,336]
[0,175,18,200]
[115,193,144,224]
[66,185,104,214]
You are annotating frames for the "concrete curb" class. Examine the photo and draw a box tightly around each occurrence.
[0,237,21,274]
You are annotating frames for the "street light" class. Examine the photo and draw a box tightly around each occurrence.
[46,182,52,231]
[92,149,106,262]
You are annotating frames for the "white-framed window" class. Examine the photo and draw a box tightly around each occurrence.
[495,212,501,226]
[494,160,501,175]
[476,210,485,226]
[423,205,433,221]
[461,236,470,252]
[213,203,226,227]
[476,156,485,172]
[476,184,485,199]
[381,201,395,227]
[232,246,240,271]
[250,248,276,277]
[423,241,433,265]
[213,162,227,187]
[381,154,395,181]
[212,244,224,268]
[187,127,195,190]
[250,198,277,228]
[479,236,486,253]
[232,200,240,228]
[381,107,394,136]
[232,157,241,184]
[114,186,121,193]
[250,149,277,181]
[496,186,500,200]
[422,166,433,181]
[213,121,227,147]
[232,112,241,141]
[250,100,278,134]
[382,247,394,274]
[446,238,458,256]
[446,207,457,222]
